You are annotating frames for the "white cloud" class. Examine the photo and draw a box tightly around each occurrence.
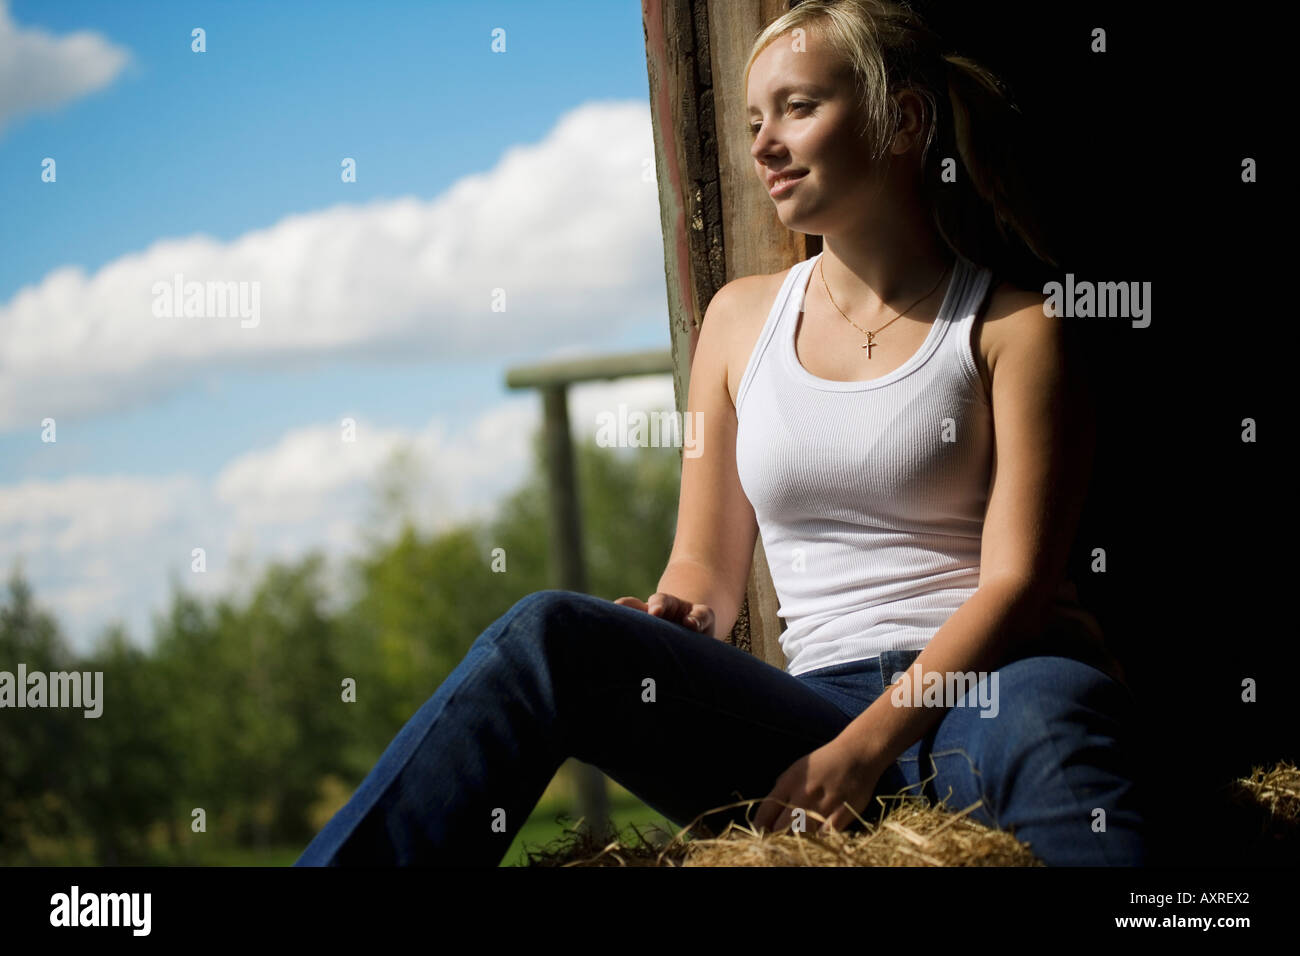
[0,0,131,135]
[0,100,666,428]
[0,376,680,654]
[0,472,209,651]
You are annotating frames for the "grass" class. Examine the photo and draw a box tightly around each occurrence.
[501,777,678,867]
[192,844,305,867]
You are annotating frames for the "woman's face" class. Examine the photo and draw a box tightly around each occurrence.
[746,30,888,234]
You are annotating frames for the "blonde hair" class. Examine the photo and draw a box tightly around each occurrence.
[744,0,1058,271]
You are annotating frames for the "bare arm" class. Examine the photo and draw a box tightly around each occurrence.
[650,278,762,639]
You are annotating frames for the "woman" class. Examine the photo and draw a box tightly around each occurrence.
[296,0,1149,867]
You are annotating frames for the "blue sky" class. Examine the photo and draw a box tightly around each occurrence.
[0,0,680,650]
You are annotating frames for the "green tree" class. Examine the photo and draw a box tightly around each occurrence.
[0,422,684,863]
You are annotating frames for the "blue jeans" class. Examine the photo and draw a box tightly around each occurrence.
[295,589,1150,867]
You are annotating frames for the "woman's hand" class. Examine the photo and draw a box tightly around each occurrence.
[753,734,886,835]
[613,592,715,636]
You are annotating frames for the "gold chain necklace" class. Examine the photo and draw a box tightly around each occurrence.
[817,256,954,359]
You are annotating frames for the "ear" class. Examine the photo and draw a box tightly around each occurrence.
[890,89,929,154]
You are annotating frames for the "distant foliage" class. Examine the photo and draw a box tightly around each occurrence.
[0,433,681,863]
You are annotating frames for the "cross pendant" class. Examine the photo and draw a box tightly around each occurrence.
[862,332,875,359]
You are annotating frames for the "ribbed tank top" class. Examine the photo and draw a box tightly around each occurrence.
[735,250,1101,676]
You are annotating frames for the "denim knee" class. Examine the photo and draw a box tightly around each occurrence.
[487,589,595,663]
[506,588,600,622]
[994,656,1135,733]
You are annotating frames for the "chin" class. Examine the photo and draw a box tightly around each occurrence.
[775,207,817,233]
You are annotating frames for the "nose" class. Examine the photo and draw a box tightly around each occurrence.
[750,123,787,172]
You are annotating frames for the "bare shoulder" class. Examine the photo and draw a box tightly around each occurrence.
[705,268,789,408]
[975,279,1055,387]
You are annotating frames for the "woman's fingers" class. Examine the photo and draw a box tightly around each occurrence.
[615,594,715,634]
[686,604,715,634]
[647,592,685,620]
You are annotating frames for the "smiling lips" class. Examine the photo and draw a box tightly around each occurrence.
[768,170,807,196]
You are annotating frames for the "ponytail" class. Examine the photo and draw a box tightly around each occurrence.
[931,52,1059,272]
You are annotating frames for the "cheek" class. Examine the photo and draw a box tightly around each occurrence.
[802,128,867,178]
[820,141,885,192]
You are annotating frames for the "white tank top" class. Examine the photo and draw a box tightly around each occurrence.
[735,250,1100,676]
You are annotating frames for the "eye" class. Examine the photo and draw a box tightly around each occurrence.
[748,101,814,137]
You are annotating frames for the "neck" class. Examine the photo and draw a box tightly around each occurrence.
[816,212,954,316]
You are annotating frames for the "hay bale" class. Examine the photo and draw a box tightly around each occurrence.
[1212,759,1300,864]
[679,796,1041,867]
[522,790,1040,867]
[1222,759,1300,835]
[522,758,1300,867]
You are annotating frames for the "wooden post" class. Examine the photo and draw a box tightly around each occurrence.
[642,0,818,668]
